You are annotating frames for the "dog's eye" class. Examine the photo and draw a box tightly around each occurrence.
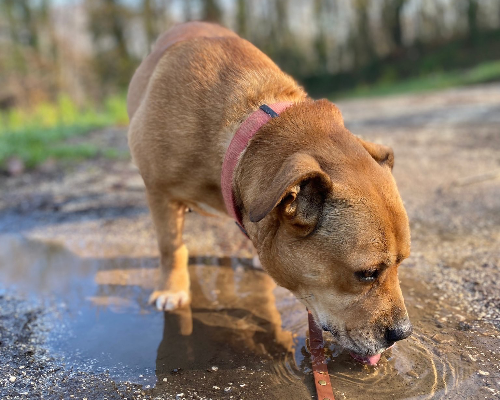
[355,269,380,282]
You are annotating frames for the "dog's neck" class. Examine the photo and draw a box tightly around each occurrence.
[221,102,294,235]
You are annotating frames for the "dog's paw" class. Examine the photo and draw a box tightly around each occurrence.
[149,290,190,311]
[252,254,263,270]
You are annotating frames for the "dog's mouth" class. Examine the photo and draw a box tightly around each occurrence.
[349,343,395,366]
[321,324,392,366]
[349,352,382,366]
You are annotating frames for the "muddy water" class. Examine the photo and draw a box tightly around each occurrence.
[0,234,487,399]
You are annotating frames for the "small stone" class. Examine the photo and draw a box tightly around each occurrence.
[457,321,471,331]
[224,387,232,393]
[406,370,419,378]
[240,383,246,387]
[478,370,490,376]
[7,157,24,177]
[213,386,220,389]
[431,334,454,344]
[211,366,218,372]
[9,376,16,383]
[163,377,168,382]
[176,394,185,399]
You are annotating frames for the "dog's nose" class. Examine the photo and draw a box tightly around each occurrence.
[385,319,413,343]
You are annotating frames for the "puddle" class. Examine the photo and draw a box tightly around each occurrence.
[0,235,486,399]
[0,234,310,397]
[318,332,476,399]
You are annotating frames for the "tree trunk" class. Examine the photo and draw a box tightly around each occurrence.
[143,0,156,47]
[236,0,247,37]
[202,0,222,23]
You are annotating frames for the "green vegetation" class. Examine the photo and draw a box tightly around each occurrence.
[0,95,128,169]
[334,60,500,99]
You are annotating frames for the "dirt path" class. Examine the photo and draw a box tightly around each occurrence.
[1,84,499,399]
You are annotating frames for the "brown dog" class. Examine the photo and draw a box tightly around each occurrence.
[127,21,412,363]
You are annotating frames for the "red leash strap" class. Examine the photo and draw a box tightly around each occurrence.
[308,310,335,400]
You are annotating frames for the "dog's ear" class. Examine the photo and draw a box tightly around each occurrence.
[356,137,394,170]
[247,154,332,232]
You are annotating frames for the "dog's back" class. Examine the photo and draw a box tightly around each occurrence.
[127,22,237,119]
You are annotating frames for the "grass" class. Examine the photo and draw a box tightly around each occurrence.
[332,60,500,99]
[0,95,129,169]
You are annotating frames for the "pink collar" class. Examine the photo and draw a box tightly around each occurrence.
[221,102,294,235]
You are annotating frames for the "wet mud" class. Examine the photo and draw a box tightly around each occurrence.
[1,84,500,399]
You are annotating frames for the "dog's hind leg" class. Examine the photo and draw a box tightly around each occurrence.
[146,190,190,311]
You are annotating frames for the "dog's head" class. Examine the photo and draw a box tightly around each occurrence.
[237,100,411,360]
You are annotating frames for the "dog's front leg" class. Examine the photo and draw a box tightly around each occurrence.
[146,190,190,311]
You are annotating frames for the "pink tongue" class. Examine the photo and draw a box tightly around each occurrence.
[349,352,382,366]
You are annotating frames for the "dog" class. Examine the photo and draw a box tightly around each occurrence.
[127,21,412,364]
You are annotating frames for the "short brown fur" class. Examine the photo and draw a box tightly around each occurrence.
[127,22,412,357]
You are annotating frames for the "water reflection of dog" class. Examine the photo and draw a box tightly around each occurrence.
[155,260,294,374]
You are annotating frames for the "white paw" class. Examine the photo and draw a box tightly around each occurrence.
[252,255,263,270]
[149,290,190,311]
